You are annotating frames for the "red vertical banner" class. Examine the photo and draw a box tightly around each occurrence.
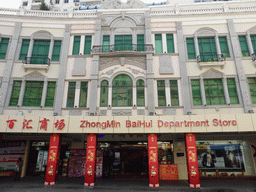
[44,134,61,185]
[148,134,159,187]
[185,133,200,189]
[84,134,97,187]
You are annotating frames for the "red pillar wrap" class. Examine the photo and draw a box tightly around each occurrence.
[44,134,61,185]
[148,134,159,187]
[84,134,97,187]
[185,133,200,189]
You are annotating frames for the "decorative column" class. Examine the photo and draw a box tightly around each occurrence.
[148,134,159,187]
[44,134,61,185]
[48,38,54,60]
[222,75,230,105]
[194,35,200,58]
[84,134,97,187]
[18,79,26,107]
[199,75,206,106]
[246,31,254,56]
[185,133,200,189]
[40,77,48,107]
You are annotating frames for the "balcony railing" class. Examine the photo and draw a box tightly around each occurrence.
[23,56,51,65]
[92,44,154,53]
[197,54,225,63]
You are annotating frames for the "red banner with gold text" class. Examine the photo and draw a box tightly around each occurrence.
[148,134,159,187]
[84,134,97,187]
[44,134,61,185]
[185,133,200,189]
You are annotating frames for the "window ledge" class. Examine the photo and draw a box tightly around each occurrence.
[197,60,226,70]
[192,104,242,109]
[68,55,92,58]
[156,106,183,109]
[6,106,54,110]
[22,64,50,72]
[154,53,179,56]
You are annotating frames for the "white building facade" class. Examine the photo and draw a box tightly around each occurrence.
[0,0,255,187]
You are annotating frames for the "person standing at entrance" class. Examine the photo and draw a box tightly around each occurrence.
[14,157,23,182]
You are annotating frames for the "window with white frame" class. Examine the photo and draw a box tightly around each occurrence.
[186,31,230,62]
[157,80,179,107]
[191,77,239,106]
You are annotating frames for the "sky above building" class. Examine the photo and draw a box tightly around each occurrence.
[0,0,164,9]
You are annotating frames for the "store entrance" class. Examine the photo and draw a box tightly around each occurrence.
[103,142,148,178]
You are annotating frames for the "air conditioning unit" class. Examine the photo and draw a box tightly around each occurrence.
[75,2,79,6]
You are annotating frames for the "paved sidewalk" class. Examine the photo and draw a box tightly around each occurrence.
[0,176,255,192]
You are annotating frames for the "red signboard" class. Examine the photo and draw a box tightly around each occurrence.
[185,133,200,189]
[148,134,159,187]
[84,134,97,187]
[44,134,61,185]
[159,164,179,180]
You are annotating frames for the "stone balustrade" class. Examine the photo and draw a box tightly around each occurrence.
[0,1,255,18]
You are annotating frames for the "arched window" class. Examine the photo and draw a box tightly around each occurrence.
[100,80,108,107]
[112,75,132,107]
[136,80,145,106]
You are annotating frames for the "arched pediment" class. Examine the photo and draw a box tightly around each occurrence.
[32,30,53,39]
[195,27,217,37]
[200,68,224,79]
[110,16,137,28]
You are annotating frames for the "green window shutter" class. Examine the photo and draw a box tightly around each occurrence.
[72,36,81,55]
[191,79,202,105]
[170,80,179,106]
[248,78,256,104]
[112,75,133,107]
[100,80,108,107]
[45,82,56,107]
[239,36,250,57]
[155,34,163,53]
[136,80,145,106]
[0,38,9,59]
[166,34,175,53]
[102,35,110,52]
[204,79,225,105]
[198,37,217,62]
[52,40,61,61]
[186,38,196,59]
[19,39,30,61]
[84,36,92,55]
[23,81,44,107]
[137,34,144,51]
[250,35,256,54]
[227,78,239,104]
[157,80,166,106]
[9,81,22,106]
[219,36,230,58]
[79,82,88,107]
[31,40,50,64]
[66,82,76,108]
[115,35,132,51]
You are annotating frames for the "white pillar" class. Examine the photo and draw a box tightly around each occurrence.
[199,76,206,106]
[222,75,230,105]
[27,38,34,58]
[48,38,54,60]
[69,35,74,55]
[133,86,136,107]
[246,31,254,56]
[108,86,112,107]
[194,35,200,58]
[41,77,48,107]
[75,81,81,108]
[165,80,171,106]
[173,33,178,53]
[80,35,85,55]
[215,33,221,55]
[162,33,167,53]
[18,80,26,107]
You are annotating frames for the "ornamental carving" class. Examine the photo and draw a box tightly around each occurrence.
[100,0,147,9]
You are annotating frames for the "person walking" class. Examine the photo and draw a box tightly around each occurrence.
[14,157,23,182]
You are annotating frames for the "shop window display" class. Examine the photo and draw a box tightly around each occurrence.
[196,140,245,174]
